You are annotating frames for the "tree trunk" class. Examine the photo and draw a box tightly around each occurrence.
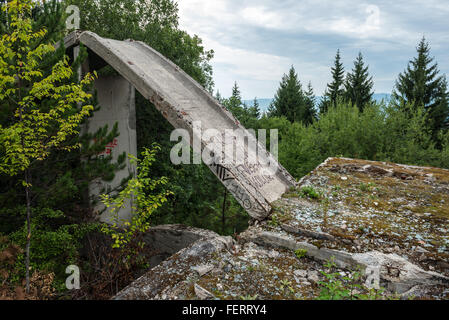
[24,169,31,294]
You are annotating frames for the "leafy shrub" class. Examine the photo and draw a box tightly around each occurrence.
[101,145,173,250]
[1,207,99,290]
[294,248,307,259]
[316,258,392,300]
[299,186,321,199]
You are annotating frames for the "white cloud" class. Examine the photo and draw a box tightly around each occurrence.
[177,0,449,98]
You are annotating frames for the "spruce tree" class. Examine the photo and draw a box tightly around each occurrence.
[344,52,374,112]
[224,82,243,117]
[229,82,243,108]
[249,97,260,119]
[269,66,306,123]
[322,49,345,113]
[215,90,223,103]
[303,82,317,125]
[393,37,449,141]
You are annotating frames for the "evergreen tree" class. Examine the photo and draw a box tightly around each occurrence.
[303,82,317,125]
[249,97,260,119]
[0,0,97,292]
[215,90,223,103]
[269,66,306,123]
[228,82,243,110]
[344,52,374,112]
[393,37,449,141]
[0,0,129,290]
[322,49,345,113]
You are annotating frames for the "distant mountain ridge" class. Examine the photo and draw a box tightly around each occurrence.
[243,93,391,113]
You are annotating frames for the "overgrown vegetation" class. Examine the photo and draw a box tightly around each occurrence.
[316,258,394,300]
[294,249,307,259]
[100,145,172,250]
[0,0,448,301]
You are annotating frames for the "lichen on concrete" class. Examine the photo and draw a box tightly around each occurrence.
[114,158,449,300]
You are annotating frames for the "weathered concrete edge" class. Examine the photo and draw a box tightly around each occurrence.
[241,228,449,293]
[75,31,296,220]
[113,225,234,300]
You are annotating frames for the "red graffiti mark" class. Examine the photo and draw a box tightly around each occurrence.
[95,138,118,156]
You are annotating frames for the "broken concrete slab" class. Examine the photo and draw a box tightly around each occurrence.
[239,224,449,294]
[64,31,297,221]
[112,158,449,300]
[352,251,449,293]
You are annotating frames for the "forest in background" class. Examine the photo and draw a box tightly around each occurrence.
[0,0,448,299]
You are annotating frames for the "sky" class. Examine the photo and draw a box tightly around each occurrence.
[177,0,449,100]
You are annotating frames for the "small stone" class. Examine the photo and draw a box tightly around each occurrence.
[418,253,427,262]
[192,264,214,277]
[223,264,232,273]
[194,284,215,300]
[415,246,428,253]
[307,270,320,283]
[294,269,307,278]
[341,176,348,181]
[268,250,280,258]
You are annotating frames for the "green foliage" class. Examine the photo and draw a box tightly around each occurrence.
[273,100,447,180]
[269,66,316,124]
[299,186,321,199]
[393,37,449,143]
[67,0,214,91]
[317,258,388,300]
[0,0,96,176]
[101,145,173,249]
[1,207,99,289]
[358,182,375,192]
[344,52,374,112]
[0,0,98,292]
[279,279,295,295]
[321,49,345,113]
[294,248,307,259]
[269,212,280,227]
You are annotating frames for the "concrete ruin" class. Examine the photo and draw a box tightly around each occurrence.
[62,31,449,300]
[64,31,296,223]
[114,157,449,300]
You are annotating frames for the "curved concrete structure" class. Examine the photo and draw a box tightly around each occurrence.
[67,31,297,220]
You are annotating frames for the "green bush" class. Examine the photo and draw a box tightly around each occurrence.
[1,207,99,289]
[267,101,449,180]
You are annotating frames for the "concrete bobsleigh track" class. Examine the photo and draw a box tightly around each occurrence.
[64,31,297,221]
